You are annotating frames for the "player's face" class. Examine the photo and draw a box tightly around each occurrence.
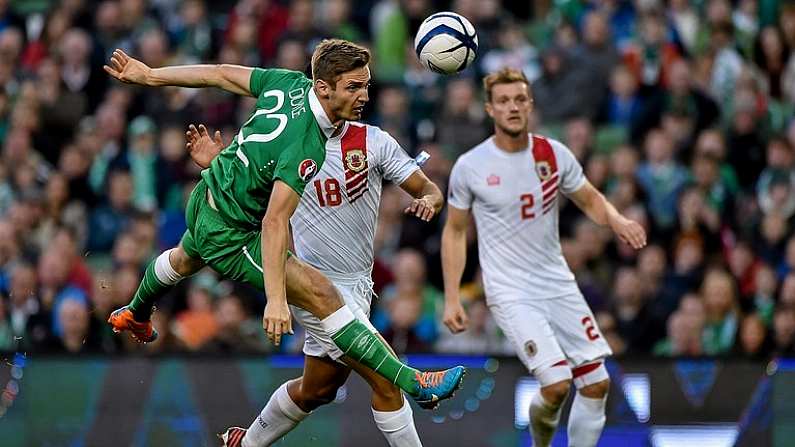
[330,65,371,122]
[486,82,532,137]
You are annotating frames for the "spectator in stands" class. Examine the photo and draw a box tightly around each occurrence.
[757,136,795,220]
[773,305,795,355]
[611,267,661,353]
[375,248,440,353]
[87,169,135,253]
[172,276,219,351]
[726,88,767,190]
[532,46,584,123]
[436,78,488,160]
[701,269,740,355]
[571,11,619,120]
[600,65,642,128]
[654,309,704,357]
[622,10,681,89]
[636,129,689,232]
[736,313,772,359]
[55,297,97,353]
[208,288,270,353]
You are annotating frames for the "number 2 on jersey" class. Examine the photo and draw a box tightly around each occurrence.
[520,193,535,220]
[314,179,342,207]
[235,90,288,167]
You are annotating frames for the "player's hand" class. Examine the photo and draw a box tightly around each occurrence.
[103,49,152,85]
[443,300,469,334]
[404,197,436,222]
[610,215,647,250]
[186,124,224,169]
[263,300,293,346]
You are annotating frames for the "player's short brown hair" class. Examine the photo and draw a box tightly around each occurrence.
[483,68,530,102]
[311,39,371,86]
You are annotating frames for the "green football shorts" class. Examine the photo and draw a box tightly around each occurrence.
[180,180,269,290]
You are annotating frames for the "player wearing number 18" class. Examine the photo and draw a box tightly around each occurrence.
[103,39,465,411]
[441,68,648,447]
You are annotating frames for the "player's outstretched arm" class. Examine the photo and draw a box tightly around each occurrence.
[261,181,300,346]
[186,124,224,169]
[104,49,255,96]
[567,180,647,249]
[441,205,471,333]
[399,170,444,222]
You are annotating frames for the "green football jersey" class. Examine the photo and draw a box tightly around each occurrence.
[201,68,328,230]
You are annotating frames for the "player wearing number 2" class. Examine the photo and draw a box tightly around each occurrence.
[441,68,647,447]
[103,38,464,413]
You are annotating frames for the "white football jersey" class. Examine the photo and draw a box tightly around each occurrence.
[291,122,419,276]
[447,134,587,302]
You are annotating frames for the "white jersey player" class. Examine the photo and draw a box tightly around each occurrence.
[185,121,443,447]
[441,68,646,447]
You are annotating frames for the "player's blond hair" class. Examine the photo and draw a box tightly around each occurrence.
[483,68,530,102]
[311,39,371,86]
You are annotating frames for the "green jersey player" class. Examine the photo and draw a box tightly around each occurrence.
[103,39,464,409]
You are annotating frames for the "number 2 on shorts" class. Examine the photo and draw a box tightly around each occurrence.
[581,316,600,341]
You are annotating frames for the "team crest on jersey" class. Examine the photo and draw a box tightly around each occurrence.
[524,340,537,358]
[298,159,318,182]
[487,174,501,186]
[344,149,367,172]
[535,161,552,181]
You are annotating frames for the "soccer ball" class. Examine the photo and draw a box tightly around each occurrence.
[414,12,478,75]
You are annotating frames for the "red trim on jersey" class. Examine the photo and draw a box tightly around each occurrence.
[572,362,602,378]
[533,135,559,215]
[341,124,369,203]
[542,173,559,191]
[542,185,558,202]
[552,359,569,367]
[532,135,558,174]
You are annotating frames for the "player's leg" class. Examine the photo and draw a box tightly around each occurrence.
[343,354,423,447]
[109,180,208,341]
[236,355,351,447]
[108,238,205,342]
[489,299,572,447]
[295,291,422,446]
[548,294,612,447]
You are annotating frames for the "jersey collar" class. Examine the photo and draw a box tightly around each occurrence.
[308,88,337,138]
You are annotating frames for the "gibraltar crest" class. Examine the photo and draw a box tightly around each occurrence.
[344,149,367,172]
[535,161,552,181]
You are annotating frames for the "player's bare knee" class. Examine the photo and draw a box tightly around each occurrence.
[579,378,609,399]
[301,383,340,409]
[540,380,572,407]
[171,245,203,276]
[309,278,344,315]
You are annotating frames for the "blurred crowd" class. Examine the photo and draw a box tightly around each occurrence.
[0,0,794,360]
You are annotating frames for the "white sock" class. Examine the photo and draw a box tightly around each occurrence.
[242,382,309,447]
[320,306,356,335]
[372,396,422,447]
[154,249,183,284]
[567,393,606,447]
[529,393,562,447]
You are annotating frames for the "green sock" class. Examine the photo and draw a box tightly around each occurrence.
[331,320,420,397]
[127,259,173,321]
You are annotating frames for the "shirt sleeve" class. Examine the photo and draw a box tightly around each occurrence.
[376,129,419,185]
[274,144,322,197]
[552,140,587,194]
[249,68,302,98]
[447,157,474,210]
